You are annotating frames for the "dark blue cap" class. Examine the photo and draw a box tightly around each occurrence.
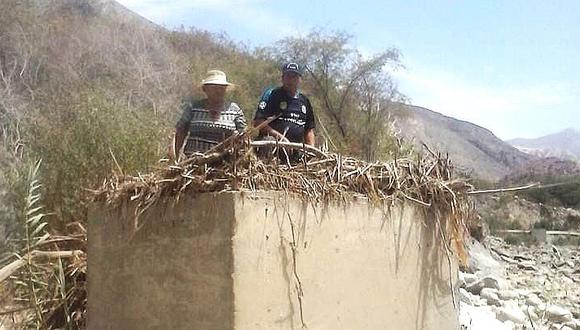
[282,62,303,76]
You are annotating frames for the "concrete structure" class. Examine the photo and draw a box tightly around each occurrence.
[89,192,459,329]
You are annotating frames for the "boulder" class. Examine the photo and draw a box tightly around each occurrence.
[459,288,473,305]
[546,305,573,323]
[496,306,527,324]
[518,260,539,272]
[467,239,504,275]
[525,294,543,307]
[466,275,502,295]
[550,324,574,330]
[569,319,580,330]
[498,290,519,300]
[480,288,501,307]
[526,309,539,321]
[459,271,478,287]
[459,303,512,330]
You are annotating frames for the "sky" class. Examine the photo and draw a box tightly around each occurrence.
[116,0,580,140]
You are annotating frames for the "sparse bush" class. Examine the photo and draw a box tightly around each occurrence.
[517,175,580,210]
[552,235,580,246]
[469,178,496,190]
[486,214,523,232]
[504,234,536,246]
[26,91,168,226]
[533,218,551,229]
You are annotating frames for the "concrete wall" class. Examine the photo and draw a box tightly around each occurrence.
[88,195,236,329]
[89,192,459,330]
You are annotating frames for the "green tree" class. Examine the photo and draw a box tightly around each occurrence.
[268,30,406,159]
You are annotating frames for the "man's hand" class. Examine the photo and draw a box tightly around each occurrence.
[253,118,288,142]
[172,128,187,160]
[277,134,290,143]
[304,128,315,146]
[264,128,289,142]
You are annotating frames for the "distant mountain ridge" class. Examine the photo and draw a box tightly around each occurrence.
[507,128,580,161]
[32,0,158,27]
[388,104,534,181]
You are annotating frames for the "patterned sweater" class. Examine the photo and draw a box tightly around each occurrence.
[176,98,247,154]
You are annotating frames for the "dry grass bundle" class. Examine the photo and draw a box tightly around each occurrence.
[94,136,474,265]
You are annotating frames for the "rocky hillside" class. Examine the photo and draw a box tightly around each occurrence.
[501,157,580,184]
[476,194,580,232]
[508,128,580,162]
[388,104,534,181]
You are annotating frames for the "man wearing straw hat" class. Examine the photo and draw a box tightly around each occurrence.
[253,62,315,146]
[172,70,247,158]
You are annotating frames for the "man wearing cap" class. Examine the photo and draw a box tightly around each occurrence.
[173,70,247,158]
[253,62,315,146]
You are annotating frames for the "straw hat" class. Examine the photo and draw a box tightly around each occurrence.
[200,70,233,86]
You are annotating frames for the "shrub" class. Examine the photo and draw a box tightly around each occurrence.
[518,175,580,210]
[26,91,168,227]
[505,234,535,246]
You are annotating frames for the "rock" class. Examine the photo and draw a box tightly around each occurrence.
[520,305,541,323]
[555,260,575,268]
[468,239,504,275]
[552,245,562,259]
[503,320,515,329]
[480,288,502,306]
[526,309,539,321]
[550,325,573,330]
[459,288,473,305]
[515,289,531,297]
[526,294,543,307]
[548,323,564,330]
[472,296,487,307]
[546,305,573,323]
[460,302,513,330]
[496,306,527,324]
[569,319,580,330]
[460,272,478,287]
[466,275,502,295]
[498,290,519,300]
[458,276,466,288]
[561,276,575,285]
[518,260,539,271]
[468,236,579,328]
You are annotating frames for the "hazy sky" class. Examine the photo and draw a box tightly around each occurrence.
[117,0,580,140]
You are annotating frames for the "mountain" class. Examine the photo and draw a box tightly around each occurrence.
[28,0,162,32]
[31,0,156,25]
[388,104,534,181]
[500,157,580,184]
[507,128,580,161]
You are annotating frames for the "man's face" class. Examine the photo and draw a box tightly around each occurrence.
[202,84,227,102]
[282,72,301,91]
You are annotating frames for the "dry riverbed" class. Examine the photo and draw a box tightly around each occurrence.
[460,236,580,330]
